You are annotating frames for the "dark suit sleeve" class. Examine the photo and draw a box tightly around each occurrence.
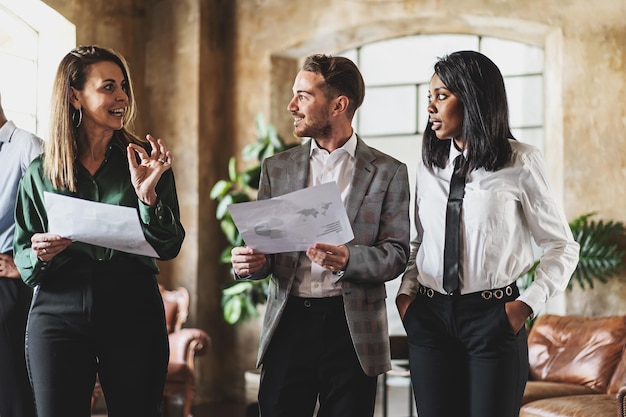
[234,157,274,281]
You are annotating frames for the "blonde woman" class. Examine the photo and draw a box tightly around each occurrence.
[13,46,185,417]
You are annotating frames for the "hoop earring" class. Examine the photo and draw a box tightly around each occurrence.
[72,107,82,128]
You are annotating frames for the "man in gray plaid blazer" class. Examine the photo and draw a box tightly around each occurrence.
[231,54,410,417]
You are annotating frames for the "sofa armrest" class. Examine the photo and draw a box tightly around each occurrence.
[527,314,626,393]
[168,328,211,371]
[618,386,626,417]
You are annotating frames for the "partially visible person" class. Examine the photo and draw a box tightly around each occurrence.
[231,54,410,417]
[13,45,185,417]
[396,50,579,417]
[0,92,42,417]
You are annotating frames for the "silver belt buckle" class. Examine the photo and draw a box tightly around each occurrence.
[418,286,435,298]
[481,285,513,300]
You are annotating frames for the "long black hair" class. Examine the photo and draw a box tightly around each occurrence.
[422,50,514,171]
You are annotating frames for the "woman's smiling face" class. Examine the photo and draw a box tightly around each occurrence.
[72,60,129,135]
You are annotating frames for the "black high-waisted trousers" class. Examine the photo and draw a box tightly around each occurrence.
[26,258,169,417]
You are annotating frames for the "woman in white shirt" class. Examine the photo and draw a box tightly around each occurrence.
[396,50,579,417]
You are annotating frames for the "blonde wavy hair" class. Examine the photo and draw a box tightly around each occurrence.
[45,45,146,192]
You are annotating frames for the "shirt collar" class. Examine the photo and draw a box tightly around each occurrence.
[0,120,16,143]
[109,134,127,152]
[100,133,129,162]
[309,131,357,158]
[448,140,467,165]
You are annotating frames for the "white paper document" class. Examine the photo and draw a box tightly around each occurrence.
[228,182,354,254]
[44,192,159,258]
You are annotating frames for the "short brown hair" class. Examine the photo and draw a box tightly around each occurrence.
[302,54,365,118]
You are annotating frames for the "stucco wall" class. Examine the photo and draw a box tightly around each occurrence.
[233,0,626,218]
[38,0,626,406]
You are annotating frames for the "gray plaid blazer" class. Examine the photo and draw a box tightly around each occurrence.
[244,136,410,376]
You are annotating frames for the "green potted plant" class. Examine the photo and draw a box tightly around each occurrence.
[519,212,626,291]
[210,114,296,325]
[518,212,626,330]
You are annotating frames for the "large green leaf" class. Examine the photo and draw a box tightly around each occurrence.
[220,218,238,245]
[228,156,238,182]
[244,296,261,318]
[223,296,243,324]
[255,113,268,142]
[219,246,234,264]
[222,281,253,296]
[568,214,625,290]
[267,124,283,149]
[519,212,625,292]
[215,195,234,220]
[242,141,265,161]
[241,165,262,190]
[210,179,232,200]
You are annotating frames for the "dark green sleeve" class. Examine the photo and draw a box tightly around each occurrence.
[13,160,70,287]
[137,169,185,260]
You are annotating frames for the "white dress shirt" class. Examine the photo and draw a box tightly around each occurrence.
[291,133,357,298]
[398,139,579,315]
[0,120,44,253]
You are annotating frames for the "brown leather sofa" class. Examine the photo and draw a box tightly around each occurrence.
[520,314,626,417]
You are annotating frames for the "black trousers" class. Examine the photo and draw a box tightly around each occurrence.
[0,277,37,417]
[26,259,169,417]
[403,285,528,417]
[258,296,378,417]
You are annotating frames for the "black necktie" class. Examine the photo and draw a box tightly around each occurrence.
[443,154,466,294]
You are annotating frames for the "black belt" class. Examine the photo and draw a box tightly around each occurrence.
[417,283,518,302]
[287,295,344,312]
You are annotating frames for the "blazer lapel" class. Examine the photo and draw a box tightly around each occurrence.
[286,140,310,192]
[346,137,376,223]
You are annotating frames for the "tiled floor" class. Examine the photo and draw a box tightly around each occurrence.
[195,378,415,417]
[92,375,416,417]
[379,373,416,417]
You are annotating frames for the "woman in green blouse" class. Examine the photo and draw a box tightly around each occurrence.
[13,45,185,417]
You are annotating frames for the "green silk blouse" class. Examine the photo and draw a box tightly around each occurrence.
[13,139,185,287]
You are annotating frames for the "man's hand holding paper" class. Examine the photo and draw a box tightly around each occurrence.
[227,182,354,254]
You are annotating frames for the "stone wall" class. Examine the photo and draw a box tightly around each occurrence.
[40,0,626,406]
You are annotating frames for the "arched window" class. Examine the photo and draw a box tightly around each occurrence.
[0,7,38,132]
[342,34,544,183]
[0,0,75,137]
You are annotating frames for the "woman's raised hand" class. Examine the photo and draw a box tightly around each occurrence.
[127,134,173,206]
